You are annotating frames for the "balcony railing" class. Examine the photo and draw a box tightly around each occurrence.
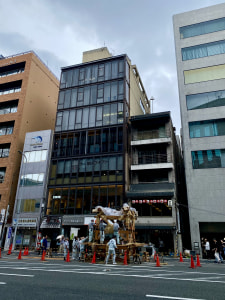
[132,129,171,141]
[132,153,172,165]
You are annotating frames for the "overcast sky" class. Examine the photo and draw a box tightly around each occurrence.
[1,0,225,133]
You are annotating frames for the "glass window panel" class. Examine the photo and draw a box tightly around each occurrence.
[97,84,103,103]
[110,103,117,124]
[180,17,225,39]
[71,89,77,107]
[109,157,116,170]
[72,69,79,87]
[90,85,97,104]
[57,161,64,174]
[62,111,69,131]
[187,90,225,110]
[77,88,84,105]
[82,108,89,128]
[68,110,75,130]
[64,90,71,108]
[111,81,117,101]
[118,60,124,76]
[75,109,82,129]
[191,149,225,169]
[58,91,64,109]
[96,106,103,126]
[118,81,124,100]
[112,61,118,79]
[105,62,111,81]
[67,70,73,87]
[118,102,123,124]
[28,151,36,162]
[104,83,110,102]
[85,67,91,84]
[35,151,42,162]
[117,156,123,170]
[103,105,110,126]
[79,68,85,84]
[89,107,96,127]
[41,150,47,161]
[91,65,98,83]
[84,87,90,106]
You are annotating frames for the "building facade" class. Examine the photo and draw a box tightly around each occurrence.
[173,3,225,253]
[44,48,150,241]
[127,112,184,254]
[0,52,59,246]
[11,130,54,250]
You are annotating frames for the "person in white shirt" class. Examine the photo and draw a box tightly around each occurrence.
[63,237,69,261]
[204,238,210,259]
[105,236,117,265]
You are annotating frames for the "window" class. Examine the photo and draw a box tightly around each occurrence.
[24,150,47,162]
[20,173,44,186]
[187,90,225,110]
[184,64,225,84]
[182,40,225,61]
[0,121,14,136]
[0,144,10,158]
[180,17,225,39]
[189,119,225,138]
[0,62,25,78]
[19,198,41,213]
[192,149,225,169]
[0,80,22,95]
[0,168,6,183]
[0,100,18,115]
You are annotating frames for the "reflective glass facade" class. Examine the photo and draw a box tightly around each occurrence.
[189,118,225,138]
[186,90,225,110]
[192,149,225,169]
[180,17,225,39]
[48,55,128,215]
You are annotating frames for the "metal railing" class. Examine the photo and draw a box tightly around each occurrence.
[132,153,172,165]
[132,129,171,141]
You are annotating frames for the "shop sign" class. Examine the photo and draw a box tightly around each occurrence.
[30,135,43,149]
[17,218,37,227]
[40,216,61,229]
[62,215,84,226]
[23,235,30,245]
[16,235,23,245]
[132,199,168,204]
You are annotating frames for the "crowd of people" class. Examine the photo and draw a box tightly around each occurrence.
[201,237,225,263]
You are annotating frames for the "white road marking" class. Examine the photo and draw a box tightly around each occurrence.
[146,295,205,300]
[0,282,6,285]
[0,272,34,277]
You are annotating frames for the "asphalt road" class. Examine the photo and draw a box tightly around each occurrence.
[0,255,225,300]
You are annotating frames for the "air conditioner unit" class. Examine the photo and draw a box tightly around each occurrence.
[168,200,173,207]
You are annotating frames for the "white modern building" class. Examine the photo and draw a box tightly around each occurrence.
[10,130,53,250]
[173,3,225,253]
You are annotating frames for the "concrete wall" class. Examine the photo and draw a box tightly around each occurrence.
[173,3,225,249]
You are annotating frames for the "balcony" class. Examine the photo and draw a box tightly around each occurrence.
[131,129,171,146]
[131,153,173,170]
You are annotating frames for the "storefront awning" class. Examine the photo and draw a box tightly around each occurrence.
[40,216,61,229]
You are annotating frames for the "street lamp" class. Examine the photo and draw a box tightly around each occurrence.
[150,96,155,113]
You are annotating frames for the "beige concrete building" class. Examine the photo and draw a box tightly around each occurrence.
[0,51,59,235]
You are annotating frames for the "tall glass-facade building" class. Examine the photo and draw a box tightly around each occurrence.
[45,48,149,238]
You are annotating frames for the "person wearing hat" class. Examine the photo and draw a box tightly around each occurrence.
[88,219,95,242]
[105,235,117,265]
[113,220,120,244]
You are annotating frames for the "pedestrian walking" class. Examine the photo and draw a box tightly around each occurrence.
[88,219,95,242]
[72,237,80,260]
[42,235,48,253]
[105,235,117,265]
[113,220,120,244]
[204,238,210,259]
[63,237,69,261]
[212,238,222,263]
[59,236,65,253]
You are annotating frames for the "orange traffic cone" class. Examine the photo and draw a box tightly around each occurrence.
[196,254,202,267]
[179,252,184,262]
[91,251,96,264]
[7,244,12,255]
[41,250,46,261]
[26,248,29,256]
[189,255,195,269]
[154,251,156,261]
[18,249,22,260]
[23,247,26,256]
[66,251,70,262]
[156,254,161,267]
[123,250,128,265]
